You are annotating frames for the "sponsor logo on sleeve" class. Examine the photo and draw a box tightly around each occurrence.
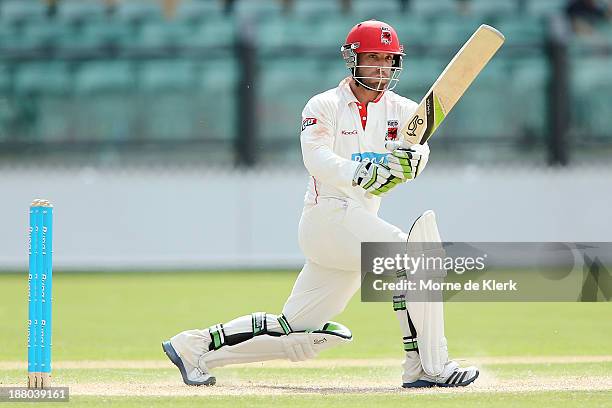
[351,151,389,164]
[301,117,317,131]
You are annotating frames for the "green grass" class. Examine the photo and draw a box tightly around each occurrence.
[0,271,610,407]
[0,271,610,361]
[4,392,612,408]
[89,392,611,408]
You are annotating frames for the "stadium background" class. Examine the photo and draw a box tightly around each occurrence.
[0,2,610,406]
[1,0,611,270]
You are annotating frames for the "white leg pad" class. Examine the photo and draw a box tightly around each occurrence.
[201,322,352,369]
[405,210,449,377]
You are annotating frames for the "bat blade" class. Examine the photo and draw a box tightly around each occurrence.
[401,24,505,145]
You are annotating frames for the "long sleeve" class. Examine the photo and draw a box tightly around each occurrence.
[300,98,360,188]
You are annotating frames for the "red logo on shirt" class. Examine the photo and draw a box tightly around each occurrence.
[386,120,399,141]
[301,117,317,131]
[386,127,398,141]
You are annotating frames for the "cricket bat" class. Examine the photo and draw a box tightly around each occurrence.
[400,24,505,145]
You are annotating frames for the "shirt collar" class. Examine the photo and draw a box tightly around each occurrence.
[339,77,386,106]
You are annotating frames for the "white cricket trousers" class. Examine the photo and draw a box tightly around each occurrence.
[282,197,408,331]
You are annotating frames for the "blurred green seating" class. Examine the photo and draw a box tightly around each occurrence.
[57,0,108,23]
[139,60,196,91]
[14,62,71,95]
[509,56,550,137]
[572,57,612,90]
[81,20,136,47]
[137,60,199,141]
[137,21,195,49]
[496,16,546,45]
[525,0,567,16]
[13,62,73,142]
[257,16,312,50]
[258,59,323,142]
[0,24,18,46]
[1,0,47,24]
[463,0,518,17]
[56,33,109,57]
[115,0,163,23]
[0,22,17,36]
[258,59,322,91]
[175,0,225,24]
[349,0,402,20]
[0,65,13,141]
[322,62,350,85]
[234,0,284,21]
[293,0,344,19]
[1,0,603,155]
[433,16,488,46]
[313,15,359,48]
[200,60,239,90]
[74,61,135,93]
[394,57,447,101]
[598,24,612,41]
[0,33,43,55]
[441,61,515,139]
[22,20,75,47]
[411,0,458,17]
[571,57,612,139]
[181,17,236,49]
[0,20,71,55]
[199,60,239,140]
[73,61,136,142]
[568,24,612,56]
[0,64,11,93]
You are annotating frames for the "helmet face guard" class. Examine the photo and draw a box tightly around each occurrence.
[341,42,403,91]
[341,20,405,92]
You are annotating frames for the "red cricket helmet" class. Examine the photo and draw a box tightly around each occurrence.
[341,20,404,91]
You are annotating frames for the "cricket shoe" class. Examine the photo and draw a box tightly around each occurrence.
[162,341,216,386]
[403,361,479,388]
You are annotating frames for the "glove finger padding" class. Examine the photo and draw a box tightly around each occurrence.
[367,176,397,193]
[354,160,404,196]
[387,158,420,170]
[407,144,430,178]
[375,164,392,178]
[393,149,422,160]
[388,154,421,180]
[370,176,402,195]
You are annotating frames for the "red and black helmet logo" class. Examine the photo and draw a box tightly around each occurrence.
[381,27,392,45]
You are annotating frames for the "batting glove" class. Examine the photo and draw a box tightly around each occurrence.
[352,161,402,196]
[385,141,430,181]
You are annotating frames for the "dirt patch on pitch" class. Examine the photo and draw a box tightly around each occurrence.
[1,357,611,396]
[19,374,612,396]
[2,355,612,370]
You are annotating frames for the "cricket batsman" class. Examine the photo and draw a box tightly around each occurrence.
[163,20,479,388]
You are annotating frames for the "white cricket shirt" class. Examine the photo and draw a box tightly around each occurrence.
[300,77,421,213]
